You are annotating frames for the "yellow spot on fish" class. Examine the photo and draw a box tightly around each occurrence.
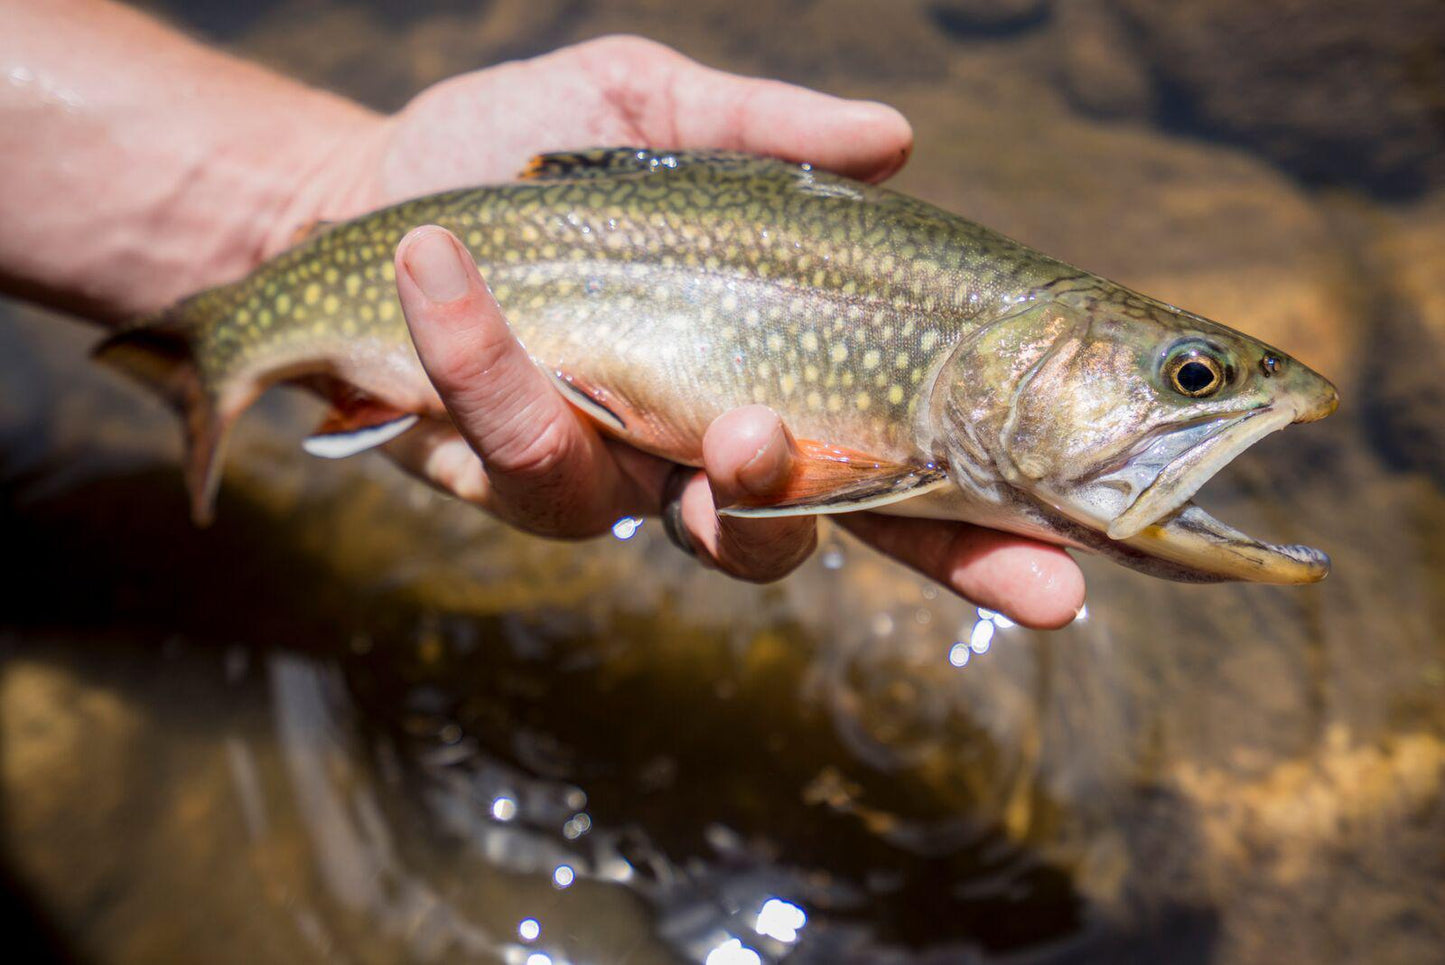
[753,385,767,403]
[806,391,822,410]
[831,343,848,363]
[324,267,339,285]
[257,308,272,327]
[767,334,784,352]
[856,393,871,410]
[805,364,819,382]
[827,393,842,412]
[323,294,339,315]
[780,374,796,395]
[381,262,396,282]
[801,331,818,352]
[921,330,938,351]
[345,274,361,296]
[888,385,905,405]
[304,283,321,306]
[468,231,482,247]
[360,305,374,321]
[378,301,396,322]
[863,349,881,369]
[895,353,910,369]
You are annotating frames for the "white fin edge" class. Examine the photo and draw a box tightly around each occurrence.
[717,475,952,518]
[548,371,626,432]
[302,414,420,459]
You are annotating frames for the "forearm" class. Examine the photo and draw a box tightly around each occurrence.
[0,0,380,326]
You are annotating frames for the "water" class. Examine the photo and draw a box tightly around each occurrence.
[3,2,1443,963]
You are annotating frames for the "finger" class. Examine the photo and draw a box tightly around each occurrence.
[382,417,495,505]
[675,405,816,581]
[573,36,914,182]
[395,225,645,535]
[839,514,1086,630]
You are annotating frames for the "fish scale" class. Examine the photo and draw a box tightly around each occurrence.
[96,147,1339,585]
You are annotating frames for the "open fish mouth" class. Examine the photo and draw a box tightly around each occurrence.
[1090,405,1330,584]
[1106,406,1297,541]
[1122,499,1331,584]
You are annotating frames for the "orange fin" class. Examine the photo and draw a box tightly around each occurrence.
[300,388,418,459]
[719,440,950,517]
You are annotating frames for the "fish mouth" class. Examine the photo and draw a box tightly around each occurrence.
[1120,500,1331,584]
[1105,406,1296,541]
[1066,405,1330,584]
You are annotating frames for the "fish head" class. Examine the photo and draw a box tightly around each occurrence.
[935,290,1339,583]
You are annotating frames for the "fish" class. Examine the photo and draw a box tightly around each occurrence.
[95,147,1339,584]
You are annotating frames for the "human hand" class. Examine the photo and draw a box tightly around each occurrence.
[287,36,1085,628]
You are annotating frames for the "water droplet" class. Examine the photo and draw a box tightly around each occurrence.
[756,898,807,943]
[969,619,995,654]
[519,919,540,942]
[490,796,518,822]
[552,865,575,889]
[705,938,761,965]
[948,642,971,667]
[611,516,643,540]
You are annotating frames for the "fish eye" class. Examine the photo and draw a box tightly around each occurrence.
[1164,346,1226,398]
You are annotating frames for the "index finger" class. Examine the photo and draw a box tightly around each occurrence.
[572,36,914,183]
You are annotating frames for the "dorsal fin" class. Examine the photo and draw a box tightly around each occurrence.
[516,147,762,182]
[287,219,337,248]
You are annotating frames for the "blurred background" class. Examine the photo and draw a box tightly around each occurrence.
[2,1,1443,963]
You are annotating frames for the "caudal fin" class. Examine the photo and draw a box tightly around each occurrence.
[93,305,233,526]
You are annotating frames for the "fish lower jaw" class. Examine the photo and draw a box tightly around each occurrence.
[1120,500,1330,585]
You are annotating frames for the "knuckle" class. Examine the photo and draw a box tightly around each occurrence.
[582,34,672,61]
[484,410,578,482]
[718,523,816,583]
[426,321,513,398]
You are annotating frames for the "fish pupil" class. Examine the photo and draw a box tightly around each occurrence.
[1177,360,1217,394]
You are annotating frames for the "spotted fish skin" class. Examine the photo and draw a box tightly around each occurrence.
[174,149,1071,464]
[97,148,1340,585]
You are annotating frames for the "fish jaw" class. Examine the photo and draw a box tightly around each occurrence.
[1120,503,1331,584]
[1104,405,1297,540]
[1036,393,1337,583]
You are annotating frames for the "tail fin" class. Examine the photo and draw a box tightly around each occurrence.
[93,302,232,526]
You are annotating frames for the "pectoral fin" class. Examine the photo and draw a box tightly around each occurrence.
[547,369,627,432]
[718,440,950,518]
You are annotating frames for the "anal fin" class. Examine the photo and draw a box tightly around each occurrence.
[718,440,950,518]
[300,384,419,459]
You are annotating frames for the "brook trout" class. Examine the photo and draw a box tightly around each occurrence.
[97,148,1339,583]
